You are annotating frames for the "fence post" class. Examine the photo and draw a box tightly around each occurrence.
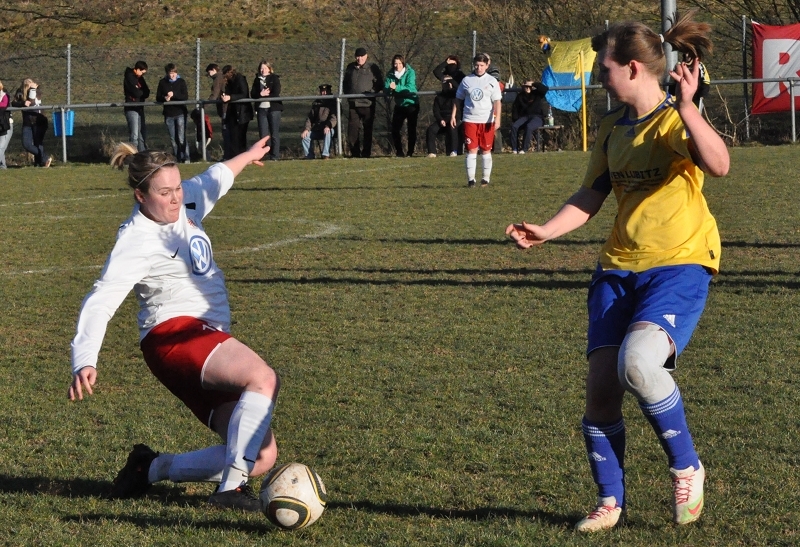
[62,44,71,164]
[197,37,207,162]
[337,38,346,157]
[742,15,750,141]
[472,30,477,59]
[791,78,797,143]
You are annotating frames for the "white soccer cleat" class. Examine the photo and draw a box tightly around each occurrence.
[670,461,705,525]
[574,496,623,532]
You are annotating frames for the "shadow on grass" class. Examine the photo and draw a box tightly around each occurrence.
[0,474,206,506]
[231,276,590,289]
[61,512,270,533]
[59,500,572,532]
[326,500,573,526]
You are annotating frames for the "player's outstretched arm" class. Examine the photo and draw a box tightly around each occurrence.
[670,61,729,177]
[222,135,271,177]
[506,186,606,249]
[68,366,97,401]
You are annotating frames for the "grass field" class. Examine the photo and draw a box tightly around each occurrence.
[1,147,800,546]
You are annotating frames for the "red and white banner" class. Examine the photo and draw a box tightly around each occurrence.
[752,22,800,114]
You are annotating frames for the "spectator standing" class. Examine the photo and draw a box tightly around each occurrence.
[385,54,419,158]
[301,84,337,159]
[433,55,466,86]
[123,61,149,152]
[0,80,13,168]
[206,63,231,160]
[451,53,502,187]
[221,65,253,157]
[12,78,51,168]
[426,75,460,157]
[510,80,549,154]
[343,47,384,158]
[156,63,190,163]
[250,61,282,160]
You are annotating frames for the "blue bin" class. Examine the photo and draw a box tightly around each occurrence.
[52,110,75,137]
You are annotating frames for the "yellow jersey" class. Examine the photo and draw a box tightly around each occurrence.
[582,95,720,273]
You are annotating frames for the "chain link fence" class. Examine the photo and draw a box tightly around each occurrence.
[0,35,793,166]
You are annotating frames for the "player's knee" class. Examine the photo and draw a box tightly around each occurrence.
[617,324,674,402]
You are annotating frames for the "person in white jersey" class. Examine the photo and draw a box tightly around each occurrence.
[69,135,277,512]
[451,53,502,187]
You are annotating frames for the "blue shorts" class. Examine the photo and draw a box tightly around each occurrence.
[586,264,712,368]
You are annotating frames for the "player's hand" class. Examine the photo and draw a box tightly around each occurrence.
[68,367,97,401]
[669,59,699,107]
[505,221,549,249]
[247,135,271,166]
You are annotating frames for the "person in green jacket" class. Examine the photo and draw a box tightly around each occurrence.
[385,54,419,157]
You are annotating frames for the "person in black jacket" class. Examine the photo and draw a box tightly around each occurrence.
[156,63,190,163]
[123,61,149,152]
[12,78,51,167]
[342,47,383,158]
[510,80,549,154]
[221,65,253,157]
[433,55,466,86]
[301,84,337,159]
[250,61,282,160]
[426,75,460,157]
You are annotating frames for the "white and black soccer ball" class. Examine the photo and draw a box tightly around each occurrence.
[260,463,327,530]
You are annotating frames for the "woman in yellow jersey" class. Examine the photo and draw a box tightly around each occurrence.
[506,10,728,532]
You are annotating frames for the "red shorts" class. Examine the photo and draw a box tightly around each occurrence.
[462,121,496,152]
[140,316,240,428]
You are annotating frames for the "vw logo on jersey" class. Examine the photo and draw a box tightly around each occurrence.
[189,235,212,275]
[470,88,484,102]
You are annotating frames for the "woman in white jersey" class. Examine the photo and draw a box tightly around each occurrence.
[69,135,277,512]
[506,10,728,532]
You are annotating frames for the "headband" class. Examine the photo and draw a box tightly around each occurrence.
[136,161,177,188]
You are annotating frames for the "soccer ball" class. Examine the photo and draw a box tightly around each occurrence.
[260,463,327,530]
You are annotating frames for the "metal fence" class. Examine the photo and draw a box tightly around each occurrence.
[1,37,798,166]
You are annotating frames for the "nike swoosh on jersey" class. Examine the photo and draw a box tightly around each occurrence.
[170,248,180,258]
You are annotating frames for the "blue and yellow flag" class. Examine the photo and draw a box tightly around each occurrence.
[540,37,596,112]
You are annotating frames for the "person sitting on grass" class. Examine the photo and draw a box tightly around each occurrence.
[69,135,279,512]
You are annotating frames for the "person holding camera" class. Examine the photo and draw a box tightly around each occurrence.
[426,75,460,157]
[12,78,51,168]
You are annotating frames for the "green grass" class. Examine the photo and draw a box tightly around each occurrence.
[1,147,800,545]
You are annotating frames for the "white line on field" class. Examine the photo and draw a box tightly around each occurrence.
[1,219,346,276]
[0,194,121,207]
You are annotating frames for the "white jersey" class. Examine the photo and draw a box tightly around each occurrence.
[70,163,235,374]
[456,72,502,123]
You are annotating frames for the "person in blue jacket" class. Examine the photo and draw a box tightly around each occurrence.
[385,54,419,157]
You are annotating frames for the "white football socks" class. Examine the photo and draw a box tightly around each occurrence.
[218,390,274,492]
[146,446,227,484]
[482,152,493,182]
[466,153,477,181]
